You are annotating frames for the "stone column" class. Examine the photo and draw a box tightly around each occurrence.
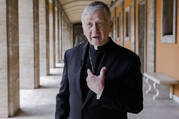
[56,3,60,63]
[62,15,67,59]
[148,0,155,72]
[59,10,63,61]
[57,5,61,63]
[59,11,64,60]
[45,0,50,75]
[33,0,40,88]
[131,0,135,52]
[52,0,56,68]
[19,0,40,89]
[121,1,124,46]
[49,0,54,68]
[0,1,8,117]
[39,0,47,76]
[0,0,19,117]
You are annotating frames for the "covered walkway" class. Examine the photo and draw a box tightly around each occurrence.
[1,0,179,119]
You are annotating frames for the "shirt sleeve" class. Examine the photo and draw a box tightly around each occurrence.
[96,88,104,99]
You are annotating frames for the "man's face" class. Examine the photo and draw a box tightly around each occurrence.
[82,9,113,47]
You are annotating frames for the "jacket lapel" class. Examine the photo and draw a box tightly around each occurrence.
[81,89,94,110]
[76,42,89,102]
[96,41,118,75]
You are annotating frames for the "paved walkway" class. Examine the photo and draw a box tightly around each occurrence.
[9,64,179,119]
[128,85,179,119]
[9,67,62,119]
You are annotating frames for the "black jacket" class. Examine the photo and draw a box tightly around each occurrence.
[55,39,143,119]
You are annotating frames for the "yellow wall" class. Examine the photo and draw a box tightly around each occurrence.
[156,0,179,96]
[111,9,115,39]
[135,0,139,54]
[110,0,179,96]
[49,2,53,14]
[111,9,115,18]
[111,0,133,50]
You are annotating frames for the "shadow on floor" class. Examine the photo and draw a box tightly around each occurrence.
[11,104,55,118]
[39,84,59,89]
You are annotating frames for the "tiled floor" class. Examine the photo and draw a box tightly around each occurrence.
[9,64,179,119]
[128,87,179,119]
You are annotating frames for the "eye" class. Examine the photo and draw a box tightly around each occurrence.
[87,23,92,27]
[96,22,104,26]
[97,22,103,24]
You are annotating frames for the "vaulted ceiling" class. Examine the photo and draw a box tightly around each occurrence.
[59,0,110,24]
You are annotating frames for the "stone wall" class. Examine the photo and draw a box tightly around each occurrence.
[39,0,47,76]
[19,0,39,89]
[0,0,20,117]
[0,0,8,117]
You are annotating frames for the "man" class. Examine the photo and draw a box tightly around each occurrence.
[55,1,143,119]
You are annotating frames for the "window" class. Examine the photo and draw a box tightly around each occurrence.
[118,15,121,40]
[126,11,129,37]
[161,0,176,43]
[125,7,130,41]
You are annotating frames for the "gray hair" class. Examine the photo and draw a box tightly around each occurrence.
[81,1,111,24]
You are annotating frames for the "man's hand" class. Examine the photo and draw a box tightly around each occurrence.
[86,67,107,94]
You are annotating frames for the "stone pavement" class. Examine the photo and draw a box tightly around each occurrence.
[9,65,179,119]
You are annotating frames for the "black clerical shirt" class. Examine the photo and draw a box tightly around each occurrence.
[80,39,113,101]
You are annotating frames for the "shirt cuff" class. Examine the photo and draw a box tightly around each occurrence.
[96,88,104,100]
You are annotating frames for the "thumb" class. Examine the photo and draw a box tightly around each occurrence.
[99,66,107,78]
[87,69,93,76]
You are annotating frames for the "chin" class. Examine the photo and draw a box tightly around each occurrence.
[91,42,101,46]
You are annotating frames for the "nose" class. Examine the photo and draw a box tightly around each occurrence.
[91,23,99,33]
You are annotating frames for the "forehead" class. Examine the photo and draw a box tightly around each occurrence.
[84,9,107,21]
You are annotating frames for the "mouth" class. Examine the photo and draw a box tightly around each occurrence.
[92,36,100,40]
